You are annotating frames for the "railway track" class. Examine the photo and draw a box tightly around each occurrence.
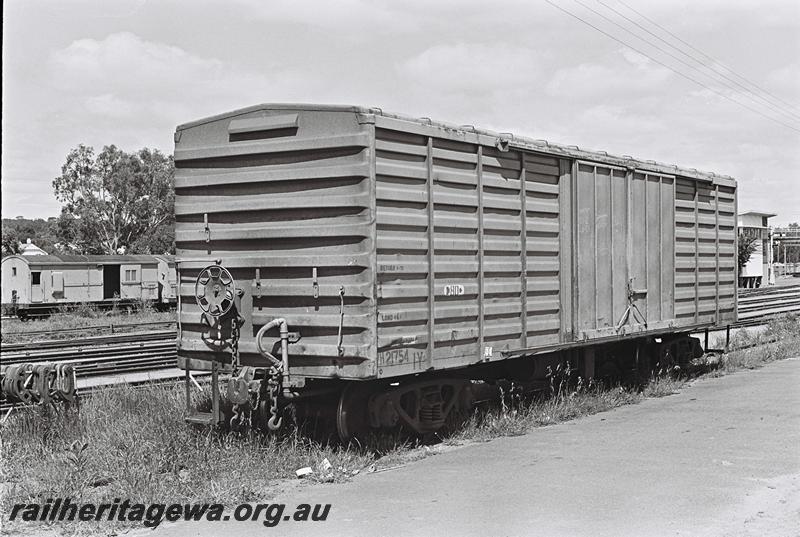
[1,285,798,412]
[1,331,176,376]
[736,284,800,324]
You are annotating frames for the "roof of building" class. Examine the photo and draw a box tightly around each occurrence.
[19,239,48,256]
[739,211,777,218]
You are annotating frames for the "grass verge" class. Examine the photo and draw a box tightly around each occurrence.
[1,314,797,533]
[449,313,799,443]
[1,304,174,344]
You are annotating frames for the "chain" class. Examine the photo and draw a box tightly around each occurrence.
[230,316,241,371]
[243,402,252,430]
[267,365,283,430]
[230,404,241,430]
[251,384,261,430]
[227,313,245,430]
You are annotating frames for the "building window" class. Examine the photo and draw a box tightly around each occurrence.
[31,271,41,285]
[12,267,16,276]
[124,269,138,282]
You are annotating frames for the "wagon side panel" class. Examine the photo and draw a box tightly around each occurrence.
[374,122,567,377]
[675,178,737,326]
[373,127,432,375]
[522,152,565,347]
[716,184,737,323]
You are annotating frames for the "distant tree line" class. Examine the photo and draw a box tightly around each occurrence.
[1,218,61,255]
[1,145,175,256]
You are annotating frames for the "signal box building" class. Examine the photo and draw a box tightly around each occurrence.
[737,211,776,287]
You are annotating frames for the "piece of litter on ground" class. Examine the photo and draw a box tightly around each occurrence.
[367,464,376,473]
[319,458,332,472]
[296,467,313,478]
[372,464,406,474]
[88,476,114,488]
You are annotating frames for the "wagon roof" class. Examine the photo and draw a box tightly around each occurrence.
[1,255,65,264]
[4,254,162,266]
[175,103,737,187]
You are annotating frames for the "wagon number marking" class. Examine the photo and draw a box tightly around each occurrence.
[443,284,465,296]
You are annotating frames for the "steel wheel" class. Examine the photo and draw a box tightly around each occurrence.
[336,382,372,444]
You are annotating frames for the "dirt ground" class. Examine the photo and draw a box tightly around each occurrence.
[134,357,800,537]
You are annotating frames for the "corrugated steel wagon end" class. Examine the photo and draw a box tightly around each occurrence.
[173,104,737,440]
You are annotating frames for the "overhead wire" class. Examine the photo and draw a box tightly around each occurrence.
[614,0,800,116]
[543,0,800,134]
[594,0,800,122]
[570,0,800,124]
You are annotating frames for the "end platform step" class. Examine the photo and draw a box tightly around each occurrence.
[186,411,217,426]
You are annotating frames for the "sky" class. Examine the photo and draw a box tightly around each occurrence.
[2,0,799,225]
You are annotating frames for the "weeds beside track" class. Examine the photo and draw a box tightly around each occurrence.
[0,305,175,345]
[451,314,799,443]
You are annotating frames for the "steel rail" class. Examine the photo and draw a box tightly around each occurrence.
[11,320,176,336]
[1,330,176,352]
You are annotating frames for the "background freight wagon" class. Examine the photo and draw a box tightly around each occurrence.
[1,254,176,316]
[173,104,738,386]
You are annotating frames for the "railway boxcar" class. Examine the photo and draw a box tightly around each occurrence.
[1,254,165,317]
[173,104,738,438]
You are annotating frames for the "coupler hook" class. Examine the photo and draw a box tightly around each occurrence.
[256,318,290,431]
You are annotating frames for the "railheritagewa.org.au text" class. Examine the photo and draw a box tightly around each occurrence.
[9,498,331,528]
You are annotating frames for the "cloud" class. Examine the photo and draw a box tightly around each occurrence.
[546,48,672,101]
[50,32,224,94]
[397,42,545,96]
[579,105,666,134]
[46,32,285,127]
[231,0,398,30]
[766,63,800,99]
[84,93,137,119]
[621,49,655,70]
